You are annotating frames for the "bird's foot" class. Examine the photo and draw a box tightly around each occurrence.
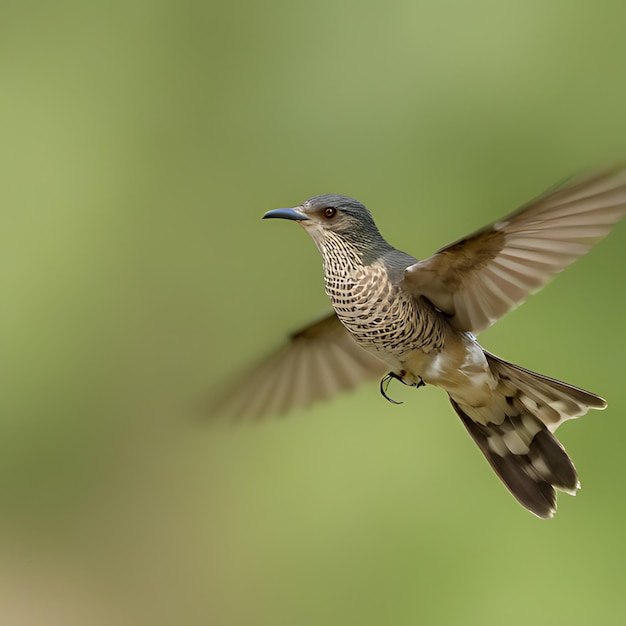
[379,371,425,404]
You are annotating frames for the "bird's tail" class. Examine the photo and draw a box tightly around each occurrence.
[449,351,606,518]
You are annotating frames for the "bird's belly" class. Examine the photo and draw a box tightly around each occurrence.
[327,268,496,403]
[406,335,496,405]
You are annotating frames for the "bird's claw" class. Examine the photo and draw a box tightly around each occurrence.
[380,373,403,404]
[379,371,425,404]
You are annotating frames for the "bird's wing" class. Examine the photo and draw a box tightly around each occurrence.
[403,167,626,333]
[212,312,388,419]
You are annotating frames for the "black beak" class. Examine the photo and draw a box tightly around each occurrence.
[263,207,310,221]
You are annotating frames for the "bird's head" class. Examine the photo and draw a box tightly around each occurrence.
[263,194,393,264]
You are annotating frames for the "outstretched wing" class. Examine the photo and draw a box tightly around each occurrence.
[404,168,626,333]
[212,312,388,419]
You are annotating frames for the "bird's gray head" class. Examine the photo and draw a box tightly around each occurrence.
[263,194,394,264]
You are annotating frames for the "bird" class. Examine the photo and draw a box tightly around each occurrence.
[218,168,626,518]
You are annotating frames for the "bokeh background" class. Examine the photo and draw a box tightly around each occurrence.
[3,1,626,624]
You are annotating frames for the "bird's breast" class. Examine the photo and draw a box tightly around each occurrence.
[323,261,445,359]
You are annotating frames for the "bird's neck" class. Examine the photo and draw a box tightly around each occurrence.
[316,233,394,320]
[317,232,365,276]
[314,230,394,273]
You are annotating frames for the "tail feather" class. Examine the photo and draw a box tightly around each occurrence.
[485,350,606,431]
[450,398,578,518]
[450,353,605,518]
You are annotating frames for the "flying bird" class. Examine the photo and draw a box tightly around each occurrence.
[219,169,626,518]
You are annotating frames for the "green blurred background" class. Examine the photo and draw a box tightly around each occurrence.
[3,1,626,624]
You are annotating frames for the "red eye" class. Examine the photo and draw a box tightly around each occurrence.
[323,207,337,219]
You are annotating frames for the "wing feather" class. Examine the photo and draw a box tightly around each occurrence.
[212,313,388,419]
[404,168,626,332]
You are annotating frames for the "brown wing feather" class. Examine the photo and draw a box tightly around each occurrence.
[212,312,388,419]
[404,168,626,333]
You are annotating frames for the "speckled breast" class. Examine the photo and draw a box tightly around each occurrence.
[324,261,442,358]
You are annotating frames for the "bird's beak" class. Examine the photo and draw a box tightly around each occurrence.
[263,207,310,221]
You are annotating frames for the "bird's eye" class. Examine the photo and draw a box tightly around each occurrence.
[323,207,337,219]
